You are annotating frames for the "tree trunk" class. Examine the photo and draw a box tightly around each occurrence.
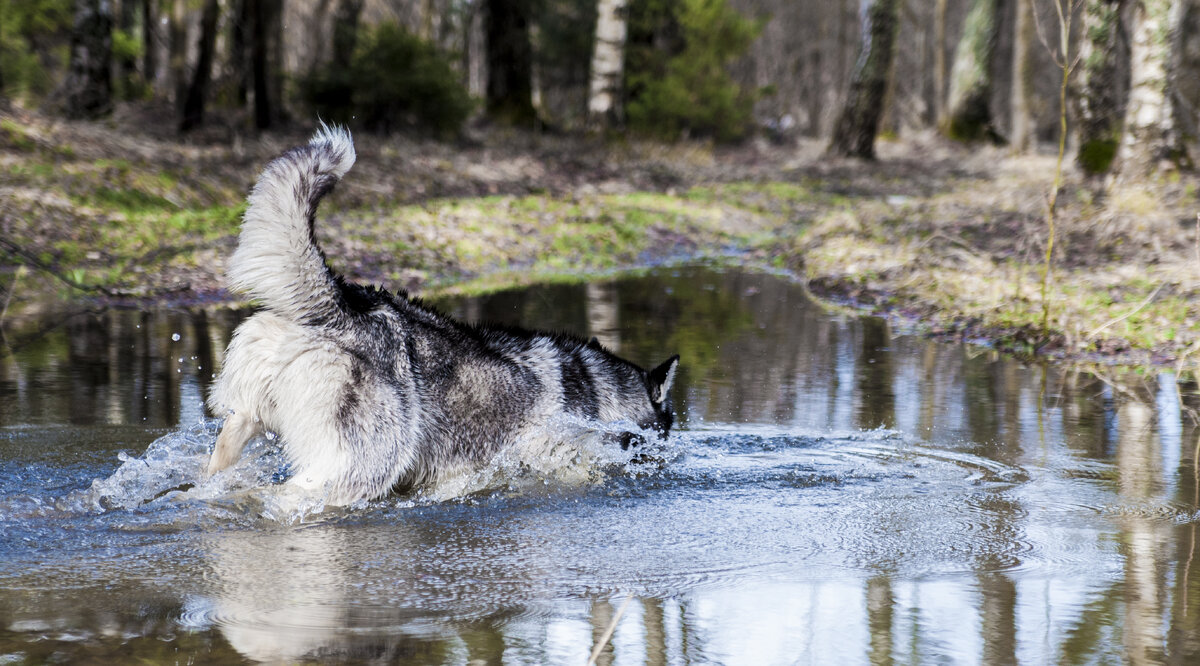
[945,0,1003,142]
[332,0,364,71]
[116,0,139,97]
[1010,0,1035,151]
[587,0,629,129]
[268,0,285,123]
[1076,0,1128,175]
[229,0,250,106]
[935,0,948,124]
[179,0,219,131]
[1116,0,1188,177]
[419,0,435,41]
[167,0,186,108]
[251,0,282,129]
[828,0,900,159]
[61,0,114,119]
[530,22,546,125]
[484,0,536,125]
[465,0,486,99]
[141,0,157,90]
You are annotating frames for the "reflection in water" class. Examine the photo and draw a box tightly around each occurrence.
[4,266,1200,663]
[0,307,242,431]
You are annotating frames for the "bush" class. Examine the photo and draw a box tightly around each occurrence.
[625,0,761,142]
[302,23,472,136]
[0,0,72,103]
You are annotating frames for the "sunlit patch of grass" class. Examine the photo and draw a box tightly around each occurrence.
[1108,187,1160,218]
[0,118,36,151]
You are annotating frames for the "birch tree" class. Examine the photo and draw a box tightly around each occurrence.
[945,0,1003,142]
[1115,0,1187,177]
[588,0,629,128]
[828,0,900,159]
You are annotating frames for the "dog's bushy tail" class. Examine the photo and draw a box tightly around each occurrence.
[227,124,355,324]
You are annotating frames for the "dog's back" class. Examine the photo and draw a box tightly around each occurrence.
[207,127,678,504]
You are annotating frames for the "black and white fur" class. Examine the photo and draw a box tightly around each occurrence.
[206,126,679,505]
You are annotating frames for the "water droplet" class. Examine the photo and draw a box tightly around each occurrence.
[171,333,181,341]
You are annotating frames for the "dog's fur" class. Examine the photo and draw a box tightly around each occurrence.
[206,126,679,505]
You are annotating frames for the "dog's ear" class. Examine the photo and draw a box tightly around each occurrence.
[648,355,679,404]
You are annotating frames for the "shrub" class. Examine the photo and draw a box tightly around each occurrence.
[625,0,761,142]
[302,23,472,136]
[0,0,72,103]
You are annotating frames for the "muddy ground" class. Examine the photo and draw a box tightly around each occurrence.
[2,106,1199,371]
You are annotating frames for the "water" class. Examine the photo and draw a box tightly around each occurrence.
[2,265,1199,664]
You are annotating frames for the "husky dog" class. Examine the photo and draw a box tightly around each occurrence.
[206,126,679,505]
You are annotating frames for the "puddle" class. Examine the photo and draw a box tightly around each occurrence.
[1,265,1199,664]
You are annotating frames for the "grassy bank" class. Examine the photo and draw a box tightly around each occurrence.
[2,110,1199,369]
[778,154,1200,368]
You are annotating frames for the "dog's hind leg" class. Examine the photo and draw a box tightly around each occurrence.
[207,411,261,475]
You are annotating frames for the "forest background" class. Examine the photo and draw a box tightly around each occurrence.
[2,0,1200,369]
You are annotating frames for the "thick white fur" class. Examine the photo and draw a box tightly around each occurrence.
[226,124,355,323]
[208,312,421,502]
[208,127,421,502]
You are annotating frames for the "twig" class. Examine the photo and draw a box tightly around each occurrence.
[0,236,120,297]
[587,593,634,666]
[0,305,107,360]
[915,231,987,257]
[1038,0,1084,335]
[1031,0,1058,66]
[1088,367,1145,402]
[1086,283,1165,340]
[0,237,189,299]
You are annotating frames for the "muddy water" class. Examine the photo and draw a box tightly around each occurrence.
[2,265,1200,664]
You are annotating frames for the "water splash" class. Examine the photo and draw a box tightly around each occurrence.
[418,416,673,502]
[59,419,291,516]
[50,415,668,522]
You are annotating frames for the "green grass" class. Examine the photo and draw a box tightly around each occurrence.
[0,118,36,151]
[87,186,176,213]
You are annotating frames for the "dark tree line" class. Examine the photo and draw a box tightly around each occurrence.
[2,0,1197,179]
